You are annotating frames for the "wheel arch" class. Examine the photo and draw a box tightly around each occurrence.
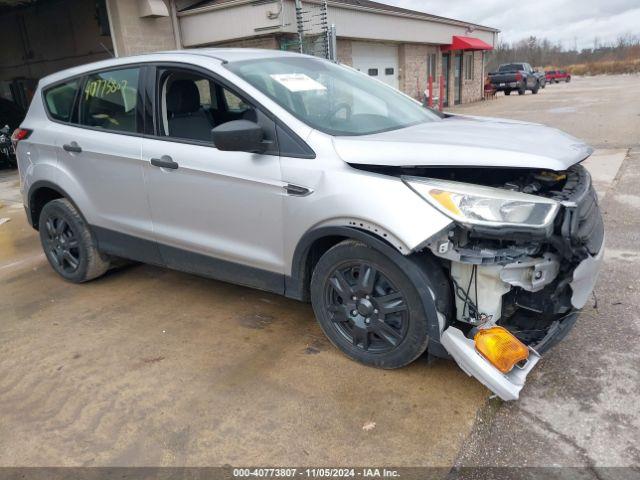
[27,181,84,230]
[285,226,451,348]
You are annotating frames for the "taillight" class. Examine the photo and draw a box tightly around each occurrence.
[515,72,522,81]
[11,128,32,149]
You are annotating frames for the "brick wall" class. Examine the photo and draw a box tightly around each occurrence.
[460,51,483,104]
[398,43,444,103]
[107,0,176,56]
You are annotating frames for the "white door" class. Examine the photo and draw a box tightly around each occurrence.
[351,42,399,89]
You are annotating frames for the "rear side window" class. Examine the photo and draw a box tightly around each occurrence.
[44,80,79,122]
[79,67,140,133]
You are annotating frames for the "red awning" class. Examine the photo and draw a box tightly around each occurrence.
[441,36,493,52]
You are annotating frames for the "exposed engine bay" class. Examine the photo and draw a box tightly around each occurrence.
[355,162,605,351]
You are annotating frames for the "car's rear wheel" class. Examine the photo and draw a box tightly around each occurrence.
[39,198,110,283]
[532,82,540,94]
[310,240,430,369]
[504,89,511,95]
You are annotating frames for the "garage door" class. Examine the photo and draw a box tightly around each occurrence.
[351,42,399,90]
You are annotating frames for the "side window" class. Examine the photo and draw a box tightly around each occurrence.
[223,88,248,113]
[158,69,254,143]
[44,79,80,122]
[79,67,140,133]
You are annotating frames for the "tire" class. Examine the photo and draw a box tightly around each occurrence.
[518,83,526,95]
[310,240,431,369]
[566,77,571,83]
[504,90,511,96]
[39,198,110,283]
[532,82,540,94]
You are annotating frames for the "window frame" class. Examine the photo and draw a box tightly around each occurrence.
[150,63,275,150]
[464,53,474,81]
[39,60,315,158]
[77,66,144,135]
[40,62,147,140]
[426,53,437,80]
[42,78,82,123]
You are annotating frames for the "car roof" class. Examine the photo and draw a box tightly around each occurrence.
[38,49,313,87]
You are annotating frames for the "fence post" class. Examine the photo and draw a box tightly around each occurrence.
[439,75,445,112]
[428,75,433,108]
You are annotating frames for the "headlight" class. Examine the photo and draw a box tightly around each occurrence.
[403,176,559,229]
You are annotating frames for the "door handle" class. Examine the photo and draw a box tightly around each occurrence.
[150,155,179,170]
[62,142,82,153]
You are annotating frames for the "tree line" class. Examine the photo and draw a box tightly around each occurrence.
[486,34,640,74]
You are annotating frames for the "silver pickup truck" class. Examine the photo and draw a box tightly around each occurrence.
[15,49,603,400]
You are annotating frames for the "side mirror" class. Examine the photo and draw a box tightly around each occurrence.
[212,120,265,153]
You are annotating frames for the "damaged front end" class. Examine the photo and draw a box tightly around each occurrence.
[407,164,605,400]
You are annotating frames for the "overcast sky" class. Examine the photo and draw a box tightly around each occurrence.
[380,0,640,50]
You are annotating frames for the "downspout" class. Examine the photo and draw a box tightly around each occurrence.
[168,0,183,49]
[105,0,119,57]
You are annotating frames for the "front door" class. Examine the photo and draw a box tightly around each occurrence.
[142,66,285,292]
[441,54,450,107]
[454,53,463,105]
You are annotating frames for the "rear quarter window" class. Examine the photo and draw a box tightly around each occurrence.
[44,79,80,122]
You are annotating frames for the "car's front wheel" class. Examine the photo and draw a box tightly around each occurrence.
[504,89,511,95]
[39,198,110,283]
[310,240,430,369]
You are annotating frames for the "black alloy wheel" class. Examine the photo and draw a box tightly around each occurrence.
[42,215,81,274]
[310,240,433,369]
[323,261,408,353]
[38,198,110,282]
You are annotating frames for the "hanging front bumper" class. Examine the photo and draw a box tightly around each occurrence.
[440,326,542,401]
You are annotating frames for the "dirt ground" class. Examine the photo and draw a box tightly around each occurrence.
[0,74,638,471]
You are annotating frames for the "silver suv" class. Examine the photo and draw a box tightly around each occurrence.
[16,49,604,400]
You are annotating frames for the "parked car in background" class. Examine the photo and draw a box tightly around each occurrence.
[15,49,604,401]
[555,70,571,82]
[546,69,571,83]
[489,63,541,95]
[0,98,25,167]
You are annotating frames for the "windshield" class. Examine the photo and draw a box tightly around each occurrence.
[226,56,439,136]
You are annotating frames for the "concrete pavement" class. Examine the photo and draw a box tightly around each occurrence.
[0,74,637,471]
[449,75,640,473]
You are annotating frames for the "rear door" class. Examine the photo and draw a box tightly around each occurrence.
[56,65,159,263]
[141,64,285,292]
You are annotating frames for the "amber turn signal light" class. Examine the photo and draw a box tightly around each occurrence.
[474,326,529,373]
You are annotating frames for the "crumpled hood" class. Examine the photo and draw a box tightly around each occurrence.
[333,115,593,171]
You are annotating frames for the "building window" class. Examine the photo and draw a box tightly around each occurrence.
[368,68,379,76]
[426,53,437,80]
[464,53,474,80]
[385,68,394,75]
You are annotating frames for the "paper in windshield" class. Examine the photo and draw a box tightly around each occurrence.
[270,73,327,92]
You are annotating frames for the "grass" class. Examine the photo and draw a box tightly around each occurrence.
[553,59,640,76]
